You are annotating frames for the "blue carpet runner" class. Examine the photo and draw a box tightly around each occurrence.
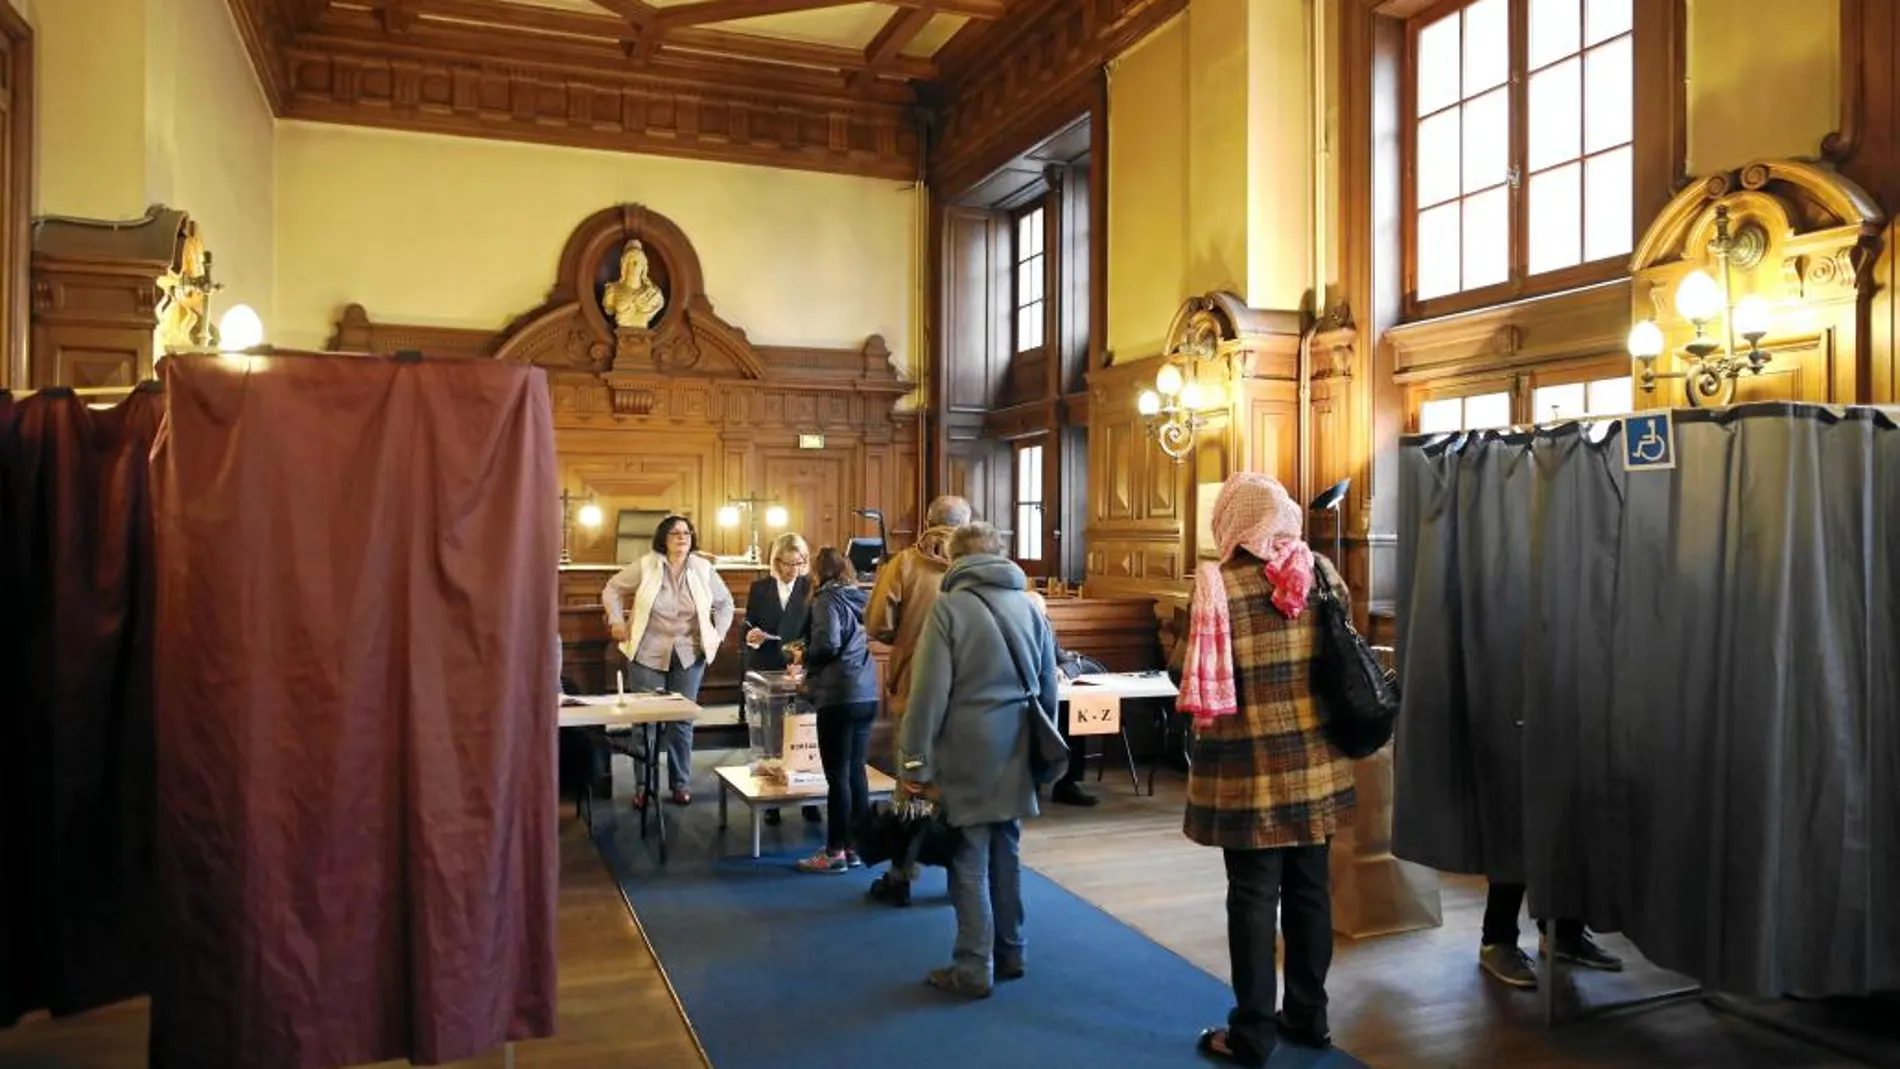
[597,786,1375,1069]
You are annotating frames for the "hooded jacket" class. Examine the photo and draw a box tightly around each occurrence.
[864,524,957,722]
[802,579,879,710]
[897,554,1058,827]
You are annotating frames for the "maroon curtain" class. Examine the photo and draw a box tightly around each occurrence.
[149,353,559,1069]
[0,385,163,1029]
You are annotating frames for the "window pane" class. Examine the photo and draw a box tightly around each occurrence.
[1018,257,1043,306]
[1464,391,1512,430]
[1528,0,1580,69]
[1462,88,1509,193]
[1583,36,1633,153]
[1016,303,1043,352]
[1585,0,1631,46]
[1463,0,1508,96]
[1419,397,1465,433]
[1527,57,1581,171]
[1533,381,1586,420]
[1528,163,1581,275]
[1417,12,1462,116]
[1018,209,1043,259]
[1416,202,1461,300]
[1418,109,1461,207]
[1016,504,1040,560]
[1584,145,1632,261]
[1463,186,1509,290]
[1587,375,1633,415]
[1019,445,1043,500]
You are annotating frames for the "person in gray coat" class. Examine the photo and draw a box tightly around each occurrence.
[898,522,1060,998]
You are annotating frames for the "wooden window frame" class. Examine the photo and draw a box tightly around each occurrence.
[1400,0,1683,323]
[1404,351,1636,431]
[1009,202,1049,358]
[1009,436,1049,575]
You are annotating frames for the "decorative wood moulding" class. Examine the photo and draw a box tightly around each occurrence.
[929,0,1185,192]
[1384,279,1631,385]
[228,0,929,179]
[27,206,195,389]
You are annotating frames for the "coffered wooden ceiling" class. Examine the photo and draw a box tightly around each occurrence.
[226,0,1030,179]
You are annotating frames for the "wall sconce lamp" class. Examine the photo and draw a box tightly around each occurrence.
[1137,360,1219,463]
[559,488,603,565]
[718,495,786,562]
[1627,205,1774,408]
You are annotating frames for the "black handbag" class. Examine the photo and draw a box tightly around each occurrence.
[1311,562,1400,759]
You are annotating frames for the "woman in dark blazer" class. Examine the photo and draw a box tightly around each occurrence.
[743,532,812,672]
[743,532,817,824]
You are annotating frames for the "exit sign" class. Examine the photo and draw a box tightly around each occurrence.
[797,433,825,450]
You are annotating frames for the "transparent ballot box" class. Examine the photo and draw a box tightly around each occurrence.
[742,670,825,786]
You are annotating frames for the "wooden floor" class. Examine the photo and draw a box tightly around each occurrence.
[0,814,709,1069]
[4,748,1892,1069]
[1026,763,1893,1069]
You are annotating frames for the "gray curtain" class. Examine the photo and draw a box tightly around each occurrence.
[1394,403,1900,998]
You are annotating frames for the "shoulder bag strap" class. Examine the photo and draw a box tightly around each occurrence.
[968,588,1037,702]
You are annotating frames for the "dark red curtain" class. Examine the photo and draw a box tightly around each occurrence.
[148,353,559,1069]
[0,385,163,1028]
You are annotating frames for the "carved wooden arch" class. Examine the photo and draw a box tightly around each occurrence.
[1631,160,1886,314]
[492,202,765,380]
[1161,291,1303,380]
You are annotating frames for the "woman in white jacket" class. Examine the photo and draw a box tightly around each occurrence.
[602,514,735,806]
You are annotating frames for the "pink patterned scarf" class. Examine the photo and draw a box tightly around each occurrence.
[1176,474,1315,719]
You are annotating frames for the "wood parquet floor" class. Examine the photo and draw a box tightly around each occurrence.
[4,753,1893,1069]
[0,813,710,1069]
[1025,764,1894,1069]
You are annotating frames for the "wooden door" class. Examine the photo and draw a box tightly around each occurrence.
[763,453,848,553]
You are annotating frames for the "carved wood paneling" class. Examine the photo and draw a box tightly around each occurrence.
[929,0,1185,194]
[1384,280,1632,385]
[27,207,192,390]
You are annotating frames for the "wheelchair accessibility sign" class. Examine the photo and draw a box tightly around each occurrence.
[1623,411,1676,471]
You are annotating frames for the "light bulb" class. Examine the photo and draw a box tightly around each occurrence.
[1155,363,1184,397]
[1733,295,1770,339]
[577,503,603,529]
[218,304,264,352]
[1137,390,1162,416]
[1626,319,1664,359]
[717,505,740,528]
[1180,381,1206,410]
[764,506,788,529]
[1673,270,1721,324]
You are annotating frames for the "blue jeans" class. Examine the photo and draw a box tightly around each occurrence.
[624,654,706,791]
[948,820,1024,985]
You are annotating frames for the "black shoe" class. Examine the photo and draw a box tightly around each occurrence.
[1051,782,1099,807]
[1480,944,1538,989]
[1274,1012,1331,1049]
[996,962,1025,981]
[867,873,911,907]
[1195,1027,1267,1067]
[1545,930,1625,972]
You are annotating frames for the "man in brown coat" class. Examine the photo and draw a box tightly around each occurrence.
[861,493,970,906]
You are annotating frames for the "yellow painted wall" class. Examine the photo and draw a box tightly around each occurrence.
[1106,0,1313,363]
[1106,14,1188,362]
[146,0,276,326]
[1686,0,1838,175]
[273,123,918,374]
[37,0,148,218]
[1246,0,1311,312]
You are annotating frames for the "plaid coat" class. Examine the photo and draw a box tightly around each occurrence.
[1183,554,1356,850]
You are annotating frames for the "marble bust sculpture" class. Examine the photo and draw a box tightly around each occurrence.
[602,238,666,330]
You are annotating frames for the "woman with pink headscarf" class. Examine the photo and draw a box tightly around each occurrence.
[1178,472,1355,1067]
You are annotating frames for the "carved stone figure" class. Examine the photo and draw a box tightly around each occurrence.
[601,238,665,329]
[155,230,215,351]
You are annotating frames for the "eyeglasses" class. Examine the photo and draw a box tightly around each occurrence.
[666,529,693,539]
[774,556,808,567]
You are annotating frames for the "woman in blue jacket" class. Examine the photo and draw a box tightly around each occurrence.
[794,546,881,873]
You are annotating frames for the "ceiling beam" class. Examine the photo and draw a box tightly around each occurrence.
[850,4,934,89]
[657,0,999,30]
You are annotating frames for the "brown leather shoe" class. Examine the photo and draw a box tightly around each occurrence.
[670,787,692,806]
